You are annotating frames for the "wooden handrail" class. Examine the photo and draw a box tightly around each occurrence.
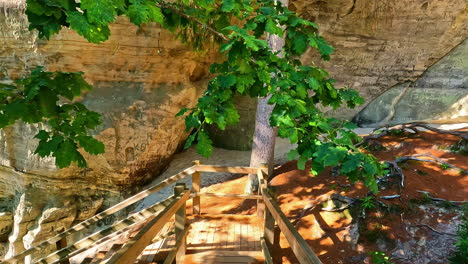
[5,163,324,264]
[262,189,323,264]
[260,237,273,264]
[198,192,262,199]
[162,225,190,264]
[2,166,196,263]
[194,164,258,174]
[38,197,176,264]
[106,190,191,264]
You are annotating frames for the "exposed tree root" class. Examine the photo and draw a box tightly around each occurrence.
[410,224,458,237]
[416,190,467,205]
[380,194,401,200]
[356,122,468,147]
[293,204,316,228]
[383,153,466,188]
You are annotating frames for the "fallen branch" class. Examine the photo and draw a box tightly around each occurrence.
[356,122,468,147]
[416,190,467,205]
[380,195,401,200]
[321,193,358,212]
[410,224,458,237]
[293,204,316,228]
[395,154,465,172]
[385,153,466,188]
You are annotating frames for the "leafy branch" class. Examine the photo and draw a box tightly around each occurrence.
[0,67,104,168]
[16,0,386,191]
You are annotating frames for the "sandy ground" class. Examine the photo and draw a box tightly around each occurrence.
[135,124,466,211]
[164,128,467,264]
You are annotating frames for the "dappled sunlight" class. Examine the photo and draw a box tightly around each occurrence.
[265,130,467,263]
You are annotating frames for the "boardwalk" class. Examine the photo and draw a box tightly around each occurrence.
[3,164,322,264]
[137,214,264,264]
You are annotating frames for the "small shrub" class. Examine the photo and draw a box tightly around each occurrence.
[361,196,376,210]
[369,251,394,264]
[440,163,450,170]
[450,139,468,156]
[449,205,468,263]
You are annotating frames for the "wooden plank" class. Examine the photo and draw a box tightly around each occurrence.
[256,165,268,219]
[55,237,70,264]
[195,165,258,174]
[237,222,242,251]
[241,223,249,251]
[174,184,187,263]
[38,197,175,264]
[162,226,190,264]
[263,187,276,247]
[198,193,262,200]
[107,191,191,264]
[192,160,201,215]
[260,238,273,264]
[3,166,197,264]
[262,189,322,264]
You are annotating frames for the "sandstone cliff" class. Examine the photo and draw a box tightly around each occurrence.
[0,0,467,261]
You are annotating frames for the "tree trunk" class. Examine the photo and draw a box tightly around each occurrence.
[246,0,288,193]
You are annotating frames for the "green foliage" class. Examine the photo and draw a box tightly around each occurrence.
[0,67,103,168]
[361,196,377,210]
[440,163,450,170]
[21,0,385,190]
[450,205,468,263]
[369,251,394,264]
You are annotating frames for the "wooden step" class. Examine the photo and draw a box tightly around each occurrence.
[81,257,94,264]
[181,250,263,264]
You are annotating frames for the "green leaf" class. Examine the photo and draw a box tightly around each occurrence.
[363,159,378,175]
[35,133,64,157]
[217,75,236,88]
[287,149,299,160]
[292,32,308,54]
[221,0,235,12]
[196,131,213,157]
[127,0,164,25]
[80,0,116,25]
[184,133,196,149]
[309,35,334,60]
[66,11,111,43]
[54,139,86,168]
[265,18,282,35]
[76,135,105,155]
[341,154,361,174]
[297,155,307,170]
[176,108,189,117]
[185,113,201,130]
[45,0,76,10]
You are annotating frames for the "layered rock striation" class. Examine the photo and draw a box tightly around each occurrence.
[0,0,467,261]
[0,3,216,261]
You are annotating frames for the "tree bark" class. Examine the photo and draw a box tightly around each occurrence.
[246,0,288,193]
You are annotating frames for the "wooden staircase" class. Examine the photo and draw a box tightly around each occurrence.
[1,163,323,264]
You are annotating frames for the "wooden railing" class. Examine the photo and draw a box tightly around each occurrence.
[2,162,322,264]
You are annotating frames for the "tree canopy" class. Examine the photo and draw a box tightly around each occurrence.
[0,0,385,192]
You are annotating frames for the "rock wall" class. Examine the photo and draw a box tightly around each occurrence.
[203,0,468,149]
[0,4,216,261]
[355,39,468,126]
[0,0,467,261]
[294,0,468,120]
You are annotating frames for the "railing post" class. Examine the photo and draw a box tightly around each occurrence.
[192,160,201,215]
[55,236,70,264]
[174,183,187,263]
[257,163,268,218]
[264,186,277,248]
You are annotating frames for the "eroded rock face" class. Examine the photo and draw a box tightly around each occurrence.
[0,0,467,261]
[355,39,468,126]
[294,0,468,120]
[0,4,215,261]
